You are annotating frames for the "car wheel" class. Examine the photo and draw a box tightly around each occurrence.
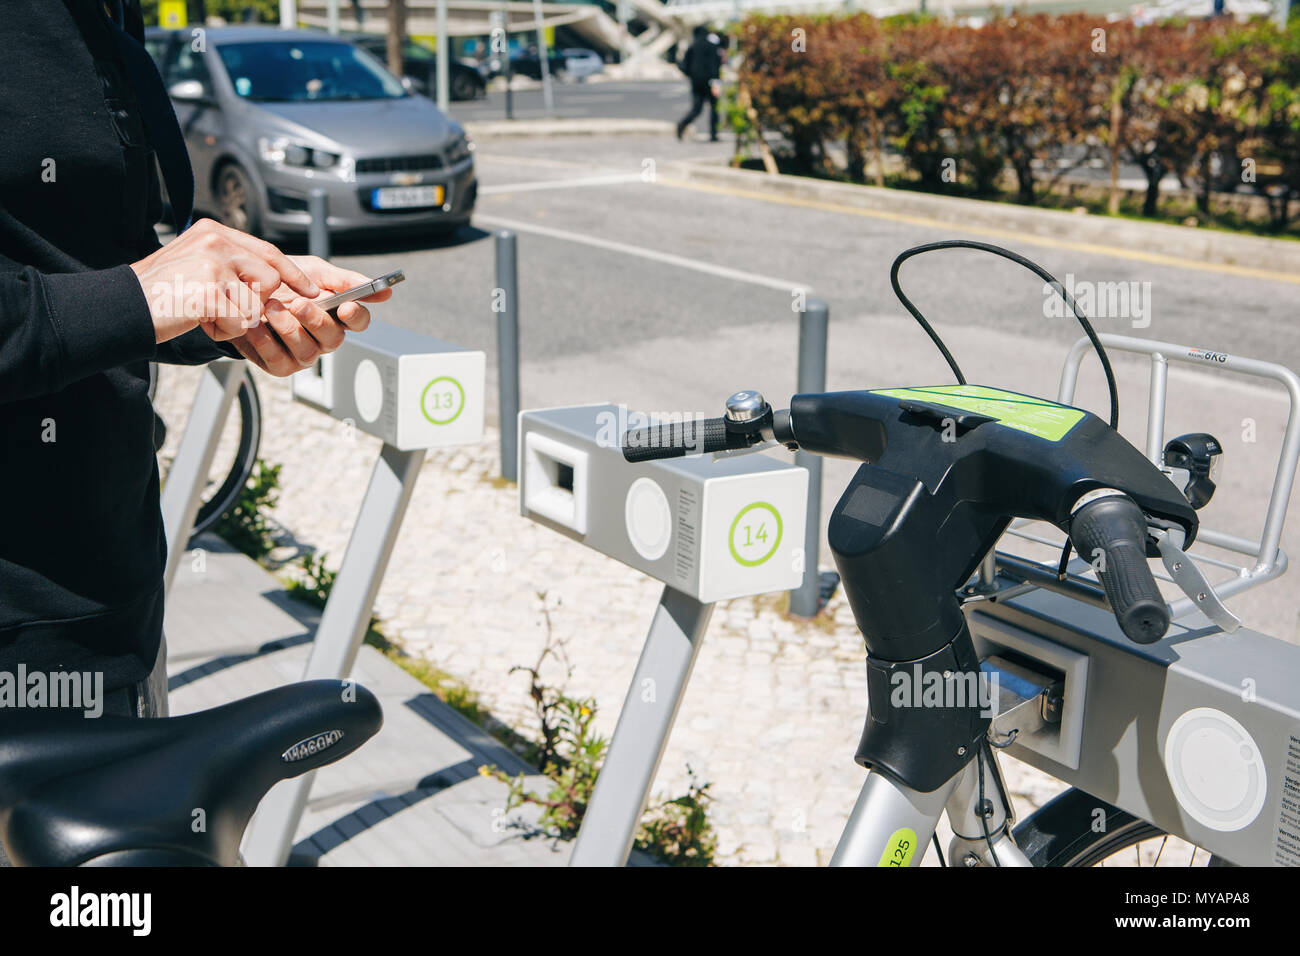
[451,71,479,101]
[215,163,262,237]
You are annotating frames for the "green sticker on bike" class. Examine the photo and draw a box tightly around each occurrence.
[873,384,1085,442]
[878,827,917,867]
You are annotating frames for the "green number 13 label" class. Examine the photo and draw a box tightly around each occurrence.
[421,376,465,425]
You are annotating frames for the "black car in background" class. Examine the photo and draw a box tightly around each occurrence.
[348,34,485,101]
[507,48,568,81]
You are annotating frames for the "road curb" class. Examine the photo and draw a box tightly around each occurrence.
[664,161,1300,275]
[467,118,676,138]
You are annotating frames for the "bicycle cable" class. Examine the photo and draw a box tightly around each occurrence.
[931,832,946,867]
[890,239,1123,584]
[888,239,1120,430]
[976,743,1002,867]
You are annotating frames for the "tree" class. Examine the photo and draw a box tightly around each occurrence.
[387,0,408,77]
[1240,20,1300,230]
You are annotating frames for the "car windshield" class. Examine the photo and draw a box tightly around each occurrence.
[216,40,406,102]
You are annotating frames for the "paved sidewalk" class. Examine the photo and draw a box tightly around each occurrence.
[154,364,1069,865]
[166,535,577,866]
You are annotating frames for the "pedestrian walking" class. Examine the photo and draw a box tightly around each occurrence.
[676,25,724,142]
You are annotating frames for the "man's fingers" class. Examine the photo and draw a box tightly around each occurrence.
[203,288,256,341]
[231,254,284,306]
[264,299,323,367]
[289,256,369,294]
[288,298,345,352]
[289,254,394,303]
[238,319,301,376]
[334,300,372,332]
[228,336,270,373]
[215,226,320,299]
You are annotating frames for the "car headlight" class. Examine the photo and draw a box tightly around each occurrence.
[445,133,473,166]
[259,137,343,171]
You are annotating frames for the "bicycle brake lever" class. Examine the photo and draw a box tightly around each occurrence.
[1152,528,1241,633]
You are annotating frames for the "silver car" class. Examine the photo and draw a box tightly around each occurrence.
[145,26,476,240]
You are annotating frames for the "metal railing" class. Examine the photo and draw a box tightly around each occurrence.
[990,333,1300,625]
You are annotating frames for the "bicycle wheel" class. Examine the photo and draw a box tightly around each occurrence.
[189,371,261,542]
[1012,786,1231,867]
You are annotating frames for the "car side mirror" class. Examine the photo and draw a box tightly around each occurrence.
[168,79,209,102]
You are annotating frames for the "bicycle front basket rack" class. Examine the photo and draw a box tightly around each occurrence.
[976,333,1300,627]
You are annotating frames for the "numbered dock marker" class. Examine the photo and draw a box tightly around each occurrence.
[729,501,782,567]
[421,376,465,425]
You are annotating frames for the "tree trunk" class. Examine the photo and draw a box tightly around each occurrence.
[1107,97,1122,215]
[1142,158,1164,217]
[1197,156,1212,215]
[846,126,867,183]
[868,113,885,188]
[387,0,407,77]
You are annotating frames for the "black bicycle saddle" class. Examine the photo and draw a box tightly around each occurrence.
[0,679,382,866]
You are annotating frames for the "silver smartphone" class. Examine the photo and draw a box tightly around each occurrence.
[315,269,406,316]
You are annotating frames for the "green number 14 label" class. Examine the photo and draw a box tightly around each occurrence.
[728,501,782,567]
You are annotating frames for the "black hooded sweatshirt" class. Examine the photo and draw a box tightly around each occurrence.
[0,1,239,691]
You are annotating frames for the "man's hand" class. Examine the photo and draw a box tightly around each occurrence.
[130,218,321,344]
[130,221,392,377]
[228,256,391,377]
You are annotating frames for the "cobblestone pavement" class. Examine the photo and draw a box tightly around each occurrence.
[154,363,1071,866]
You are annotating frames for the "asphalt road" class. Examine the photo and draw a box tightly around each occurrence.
[315,130,1300,641]
[449,79,694,123]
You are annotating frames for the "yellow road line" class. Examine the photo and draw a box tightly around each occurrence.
[656,175,1300,286]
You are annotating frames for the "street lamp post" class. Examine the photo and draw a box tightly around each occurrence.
[436,0,451,113]
[532,0,554,117]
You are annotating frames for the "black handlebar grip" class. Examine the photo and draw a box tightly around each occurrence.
[1069,494,1170,644]
[622,417,748,462]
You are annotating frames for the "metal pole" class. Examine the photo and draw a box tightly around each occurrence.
[326,0,340,33]
[160,361,245,595]
[435,0,450,113]
[532,0,554,117]
[279,0,296,28]
[505,54,514,120]
[1277,0,1291,29]
[788,297,828,617]
[495,231,521,482]
[242,442,427,866]
[569,587,714,866]
[308,188,329,260]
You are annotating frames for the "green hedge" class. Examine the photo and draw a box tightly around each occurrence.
[735,13,1300,229]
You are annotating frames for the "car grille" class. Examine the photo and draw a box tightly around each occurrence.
[355,154,444,174]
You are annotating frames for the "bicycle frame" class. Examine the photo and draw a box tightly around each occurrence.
[831,760,1032,867]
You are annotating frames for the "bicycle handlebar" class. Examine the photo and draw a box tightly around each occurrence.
[621,416,758,462]
[618,388,1190,647]
[1068,492,1170,644]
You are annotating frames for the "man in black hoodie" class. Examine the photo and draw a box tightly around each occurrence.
[0,1,390,720]
[675,25,724,142]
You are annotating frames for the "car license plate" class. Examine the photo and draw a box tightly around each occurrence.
[371,185,443,209]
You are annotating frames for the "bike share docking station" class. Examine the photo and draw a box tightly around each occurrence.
[518,402,808,866]
[160,321,485,868]
[966,334,1300,867]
